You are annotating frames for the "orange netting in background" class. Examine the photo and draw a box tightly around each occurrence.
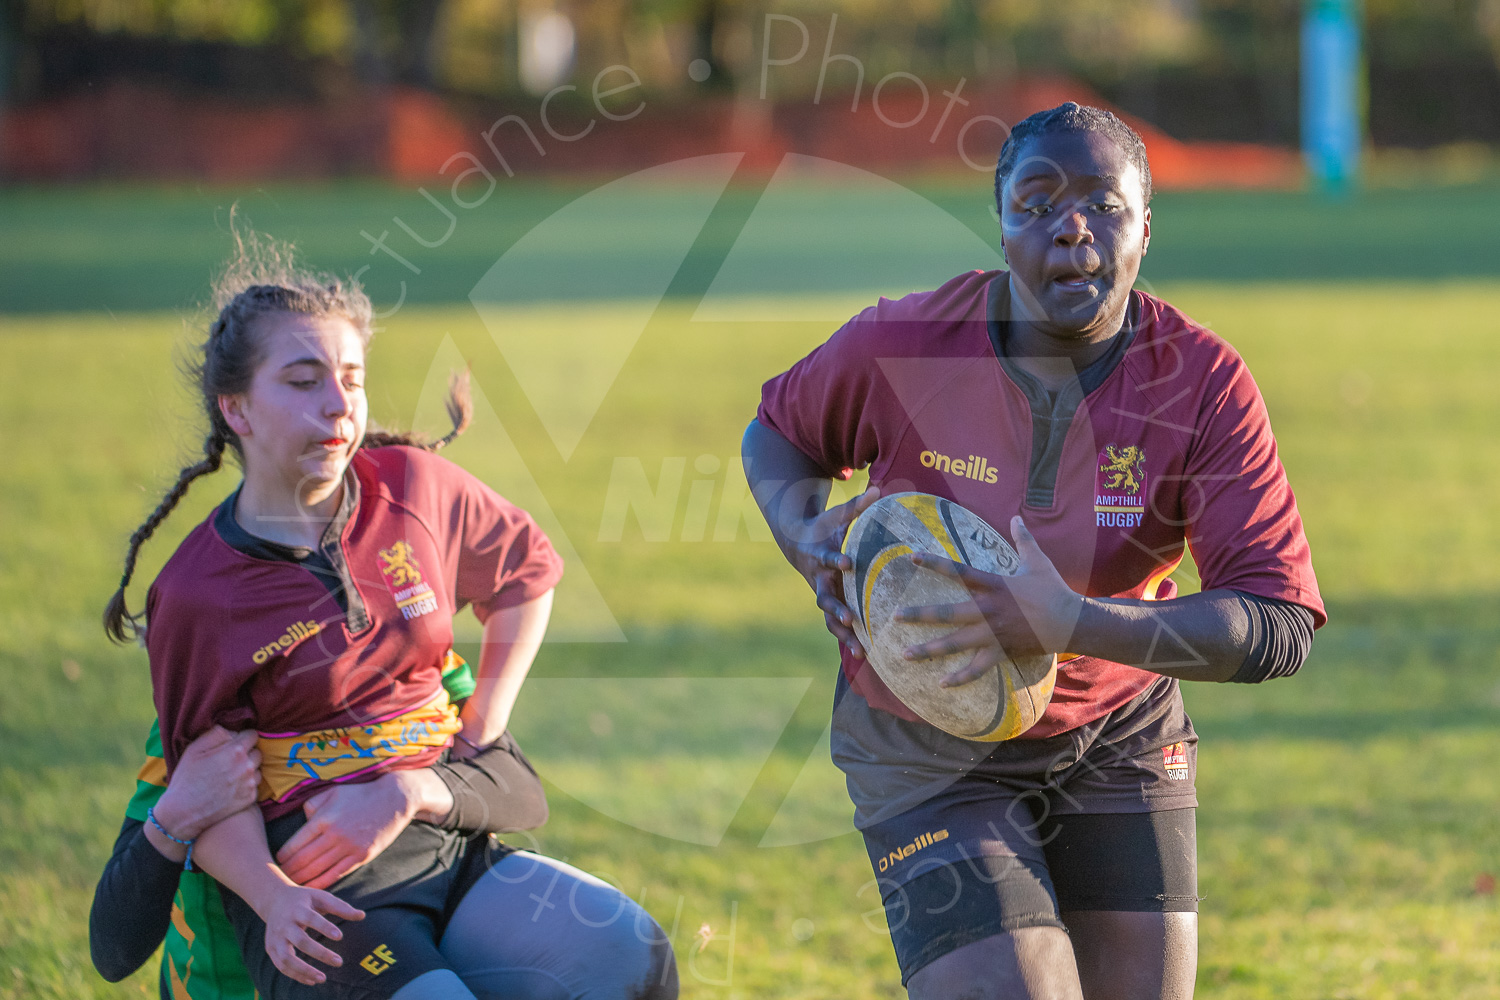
[2,77,1302,189]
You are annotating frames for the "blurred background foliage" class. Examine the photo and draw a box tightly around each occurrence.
[4,0,1500,145]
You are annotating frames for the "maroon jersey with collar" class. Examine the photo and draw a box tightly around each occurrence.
[758,269,1324,739]
[146,445,563,817]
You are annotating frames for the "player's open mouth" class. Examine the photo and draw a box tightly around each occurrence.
[1054,274,1096,289]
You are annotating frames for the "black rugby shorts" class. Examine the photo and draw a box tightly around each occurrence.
[842,677,1200,983]
[219,809,515,1000]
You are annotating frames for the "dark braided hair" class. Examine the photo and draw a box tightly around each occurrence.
[102,433,229,642]
[993,102,1153,210]
[103,224,471,643]
[363,369,472,451]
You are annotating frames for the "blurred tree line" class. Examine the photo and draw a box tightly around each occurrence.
[3,0,1498,145]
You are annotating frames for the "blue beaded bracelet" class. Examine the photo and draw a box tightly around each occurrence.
[146,807,195,871]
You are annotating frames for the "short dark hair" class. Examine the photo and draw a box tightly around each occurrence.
[993,102,1153,208]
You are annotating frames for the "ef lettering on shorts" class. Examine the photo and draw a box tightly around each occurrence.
[360,944,397,976]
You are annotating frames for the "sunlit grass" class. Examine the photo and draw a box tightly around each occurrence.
[3,281,1500,997]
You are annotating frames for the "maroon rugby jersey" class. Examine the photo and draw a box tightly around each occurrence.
[146,445,563,817]
[759,270,1324,739]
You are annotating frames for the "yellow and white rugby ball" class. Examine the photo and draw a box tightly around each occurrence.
[842,492,1057,741]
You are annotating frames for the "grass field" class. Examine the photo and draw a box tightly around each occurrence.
[3,179,1500,999]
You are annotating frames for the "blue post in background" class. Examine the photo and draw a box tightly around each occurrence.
[1302,0,1363,195]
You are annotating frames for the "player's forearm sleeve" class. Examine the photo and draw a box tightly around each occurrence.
[89,818,180,981]
[430,731,548,834]
[1228,592,1316,683]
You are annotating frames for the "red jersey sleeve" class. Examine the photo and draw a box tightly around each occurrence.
[145,552,258,775]
[450,467,564,622]
[1180,357,1326,627]
[756,305,885,479]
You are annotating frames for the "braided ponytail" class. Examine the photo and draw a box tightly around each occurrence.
[103,430,229,642]
[360,369,473,453]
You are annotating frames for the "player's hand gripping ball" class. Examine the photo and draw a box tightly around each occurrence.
[842,493,1057,741]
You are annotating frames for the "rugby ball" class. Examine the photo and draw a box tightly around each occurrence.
[842,493,1057,741]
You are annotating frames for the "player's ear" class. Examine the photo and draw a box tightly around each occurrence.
[994,199,1011,266]
[1141,206,1151,255]
[219,393,252,438]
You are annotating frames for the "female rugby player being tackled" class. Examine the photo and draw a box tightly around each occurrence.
[743,103,1324,1000]
[88,654,555,998]
[101,232,677,1000]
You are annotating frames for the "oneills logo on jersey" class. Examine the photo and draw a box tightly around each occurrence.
[252,620,321,665]
[378,540,439,620]
[1095,445,1148,527]
[920,450,999,484]
[877,829,949,872]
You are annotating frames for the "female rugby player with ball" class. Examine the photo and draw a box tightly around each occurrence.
[100,232,677,1000]
[743,104,1324,1000]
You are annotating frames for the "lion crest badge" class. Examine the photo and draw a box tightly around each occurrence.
[379,540,439,620]
[1094,445,1147,528]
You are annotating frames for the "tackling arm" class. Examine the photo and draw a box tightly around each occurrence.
[88,819,181,981]
[429,731,549,833]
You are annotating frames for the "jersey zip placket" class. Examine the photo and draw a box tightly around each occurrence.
[214,469,370,631]
[985,275,1137,510]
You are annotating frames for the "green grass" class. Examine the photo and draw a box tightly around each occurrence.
[4,180,1500,997]
[8,180,1500,313]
